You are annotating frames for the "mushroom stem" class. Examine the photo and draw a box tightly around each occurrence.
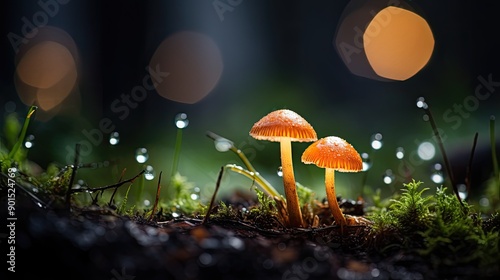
[325,168,346,227]
[280,138,303,227]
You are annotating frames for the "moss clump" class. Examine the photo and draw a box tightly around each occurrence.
[368,180,500,276]
[420,187,499,270]
[158,172,206,217]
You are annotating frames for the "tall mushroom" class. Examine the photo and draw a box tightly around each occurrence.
[250,109,317,227]
[301,136,362,227]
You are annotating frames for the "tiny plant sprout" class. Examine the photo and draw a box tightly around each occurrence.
[206,130,281,199]
[301,136,362,228]
[171,113,189,181]
[250,109,317,228]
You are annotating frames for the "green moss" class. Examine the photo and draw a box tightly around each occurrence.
[420,187,499,269]
[213,200,240,220]
[159,172,205,216]
[368,180,500,270]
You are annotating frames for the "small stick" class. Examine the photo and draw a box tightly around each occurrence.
[202,166,224,225]
[149,171,163,222]
[66,143,81,209]
[465,133,478,197]
[171,127,183,180]
[72,169,145,193]
[109,168,127,206]
[423,102,463,207]
[490,116,500,198]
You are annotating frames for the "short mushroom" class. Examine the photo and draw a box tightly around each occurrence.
[250,109,317,227]
[301,136,362,227]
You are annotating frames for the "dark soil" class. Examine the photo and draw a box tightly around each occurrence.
[3,186,500,280]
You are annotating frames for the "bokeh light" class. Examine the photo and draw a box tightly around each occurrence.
[370,133,383,150]
[149,31,223,104]
[16,41,75,89]
[334,0,434,81]
[417,141,435,160]
[364,6,434,81]
[13,26,80,118]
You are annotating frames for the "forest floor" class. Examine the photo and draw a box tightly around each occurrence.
[5,187,499,280]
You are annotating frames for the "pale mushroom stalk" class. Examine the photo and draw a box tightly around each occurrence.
[325,168,347,226]
[249,109,317,228]
[280,138,303,228]
[301,136,362,231]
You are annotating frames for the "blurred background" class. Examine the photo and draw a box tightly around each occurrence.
[1,0,499,205]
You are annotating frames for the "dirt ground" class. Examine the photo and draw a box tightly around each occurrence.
[5,188,499,280]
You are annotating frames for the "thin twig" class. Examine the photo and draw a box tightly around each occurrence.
[72,169,145,193]
[490,116,500,199]
[149,171,163,222]
[423,103,463,207]
[202,166,224,225]
[109,168,127,206]
[465,132,479,197]
[66,143,81,209]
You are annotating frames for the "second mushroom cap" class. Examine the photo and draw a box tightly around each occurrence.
[301,136,362,172]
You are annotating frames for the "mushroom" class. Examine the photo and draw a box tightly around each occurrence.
[301,136,362,228]
[250,109,317,227]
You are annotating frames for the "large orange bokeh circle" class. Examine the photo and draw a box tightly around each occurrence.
[363,6,435,81]
[149,31,223,104]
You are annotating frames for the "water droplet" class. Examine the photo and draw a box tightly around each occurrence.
[135,147,149,163]
[433,163,442,171]
[479,197,489,207]
[416,97,428,109]
[382,169,394,184]
[417,142,435,160]
[370,133,383,150]
[422,114,429,122]
[361,153,372,171]
[191,186,201,200]
[396,147,405,159]
[143,199,151,207]
[457,184,468,199]
[431,172,444,184]
[24,134,35,149]
[109,131,120,145]
[215,138,233,152]
[73,179,86,189]
[277,166,283,177]
[144,165,155,180]
[175,113,189,129]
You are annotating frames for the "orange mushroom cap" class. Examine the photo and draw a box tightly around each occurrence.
[301,136,362,172]
[249,109,317,142]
